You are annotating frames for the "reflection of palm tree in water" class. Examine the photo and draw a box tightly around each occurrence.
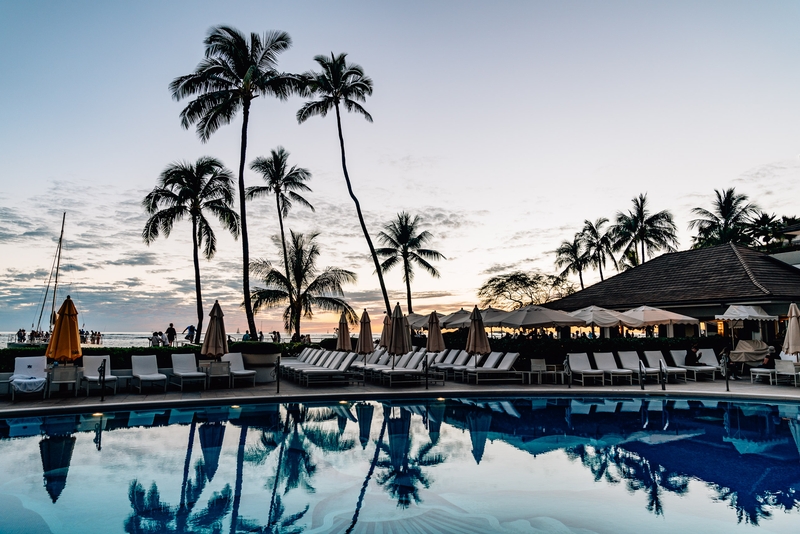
[568,445,688,516]
[375,408,445,508]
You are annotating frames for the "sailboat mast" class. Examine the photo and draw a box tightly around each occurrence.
[50,212,66,329]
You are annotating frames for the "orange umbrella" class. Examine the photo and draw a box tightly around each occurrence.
[336,311,351,351]
[45,296,82,362]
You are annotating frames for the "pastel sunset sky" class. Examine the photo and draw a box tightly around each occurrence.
[1,1,799,333]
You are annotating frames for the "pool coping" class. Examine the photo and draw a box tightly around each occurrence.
[2,382,799,418]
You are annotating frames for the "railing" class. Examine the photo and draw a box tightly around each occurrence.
[659,359,668,391]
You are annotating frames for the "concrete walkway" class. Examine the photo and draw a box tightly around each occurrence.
[2,375,798,417]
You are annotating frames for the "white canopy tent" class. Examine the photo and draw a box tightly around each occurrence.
[715,304,779,353]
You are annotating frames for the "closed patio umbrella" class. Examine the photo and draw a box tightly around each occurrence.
[466,411,492,465]
[465,306,491,367]
[336,311,351,351]
[45,295,82,362]
[201,300,228,358]
[379,313,392,348]
[355,403,374,450]
[355,310,374,360]
[783,302,800,362]
[39,435,76,503]
[426,312,446,353]
[387,303,411,369]
[198,422,225,482]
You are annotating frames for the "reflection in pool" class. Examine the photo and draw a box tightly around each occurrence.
[0,397,799,533]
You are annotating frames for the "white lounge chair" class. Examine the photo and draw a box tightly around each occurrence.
[454,351,500,382]
[81,355,117,396]
[618,351,658,383]
[468,352,522,384]
[775,360,800,387]
[643,351,686,383]
[221,352,256,387]
[593,352,633,385]
[567,353,603,386]
[301,352,358,386]
[10,356,48,401]
[170,353,207,391]
[670,350,716,382]
[698,348,722,372]
[132,355,168,393]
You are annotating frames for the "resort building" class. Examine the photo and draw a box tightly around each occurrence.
[548,243,800,340]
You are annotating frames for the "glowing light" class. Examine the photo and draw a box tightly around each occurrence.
[231,405,240,409]
[92,412,103,417]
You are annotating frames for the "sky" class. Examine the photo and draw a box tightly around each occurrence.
[1,1,799,333]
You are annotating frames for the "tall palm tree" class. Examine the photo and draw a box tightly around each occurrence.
[688,188,758,249]
[247,147,315,286]
[747,211,780,249]
[554,234,588,290]
[142,157,239,343]
[579,218,616,281]
[375,212,445,313]
[296,52,392,316]
[611,193,678,264]
[171,25,301,337]
[250,231,357,337]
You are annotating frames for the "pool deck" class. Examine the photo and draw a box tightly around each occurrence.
[2,375,799,417]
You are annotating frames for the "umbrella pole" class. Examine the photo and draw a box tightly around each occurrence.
[276,353,280,395]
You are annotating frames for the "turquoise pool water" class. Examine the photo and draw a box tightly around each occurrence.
[0,397,798,533]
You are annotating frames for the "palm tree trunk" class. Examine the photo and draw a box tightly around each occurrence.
[598,262,604,281]
[230,424,247,534]
[578,268,584,290]
[239,101,258,338]
[641,240,645,265]
[276,193,293,333]
[345,418,387,534]
[334,104,392,316]
[403,257,413,314]
[192,216,204,344]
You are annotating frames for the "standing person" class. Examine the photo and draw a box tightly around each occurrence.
[183,324,196,342]
[258,330,264,342]
[151,332,162,347]
[242,330,251,341]
[166,323,177,346]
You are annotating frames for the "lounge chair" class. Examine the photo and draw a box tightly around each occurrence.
[10,356,48,401]
[131,355,168,393]
[170,353,207,391]
[643,351,686,383]
[221,352,257,387]
[467,352,522,384]
[670,350,716,382]
[367,350,417,382]
[618,351,658,383]
[453,352,500,382]
[435,350,470,379]
[775,360,800,387]
[567,353,603,386]
[698,348,722,372]
[80,355,118,396]
[430,349,460,372]
[301,352,358,386]
[593,352,633,385]
[380,351,442,387]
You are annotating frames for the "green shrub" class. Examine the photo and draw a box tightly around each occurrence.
[228,341,281,354]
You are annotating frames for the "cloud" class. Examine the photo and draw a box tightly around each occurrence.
[480,262,520,275]
[105,251,161,267]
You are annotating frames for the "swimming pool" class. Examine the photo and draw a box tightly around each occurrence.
[0,397,798,533]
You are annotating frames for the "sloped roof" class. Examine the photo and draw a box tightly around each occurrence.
[548,243,800,311]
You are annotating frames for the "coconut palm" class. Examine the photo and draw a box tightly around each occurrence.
[142,157,239,343]
[747,211,780,249]
[579,218,616,281]
[296,52,392,316]
[554,234,589,290]
[689,188,758,248]
[611,193,678,264]
[247,147,315,285]
[375,212,445,313]
[250,231,357,337]
[171,25,301,337]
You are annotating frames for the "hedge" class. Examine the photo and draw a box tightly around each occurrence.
[0,342,317,372]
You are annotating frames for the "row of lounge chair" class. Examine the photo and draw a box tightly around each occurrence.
[282,347,525,387]
[567,349,723,386]
[2,353,257,400]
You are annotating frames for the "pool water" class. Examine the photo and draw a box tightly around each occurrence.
[0,397,798,533]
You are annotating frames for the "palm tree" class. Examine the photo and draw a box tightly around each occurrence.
[554,235,589,290]
[142,157,239,343]
[579,218,616,281]
[611,193,678,264]
[247,147,315,286]
[250,231,357,337]
[296,52,392,316]
[689,188,758,248]
[747,211,780,249]
[375,212,445,313]
[171,25,301,337]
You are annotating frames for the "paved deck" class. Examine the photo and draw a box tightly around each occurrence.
[2,375,799,417]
